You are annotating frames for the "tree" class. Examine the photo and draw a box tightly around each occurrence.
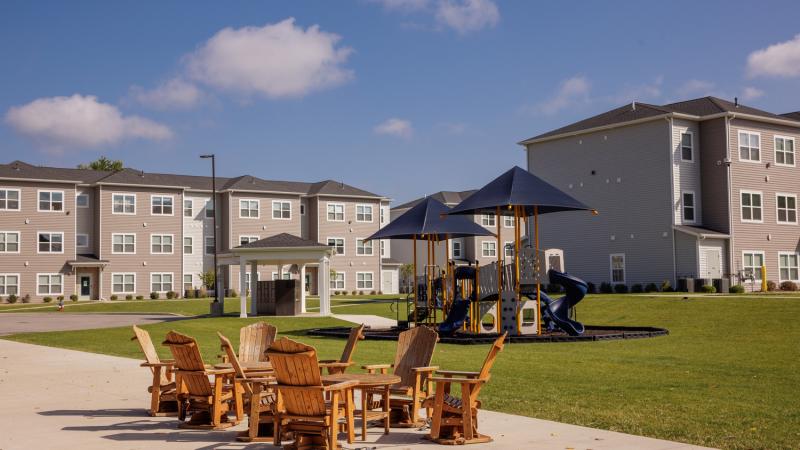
[77,156,124,172]
[400,264,415,292]
[200,270,216,290]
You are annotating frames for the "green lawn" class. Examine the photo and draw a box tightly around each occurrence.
[3,295,800,450]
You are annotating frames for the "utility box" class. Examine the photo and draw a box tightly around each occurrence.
[678,278,695,293]
[256,280,301,316]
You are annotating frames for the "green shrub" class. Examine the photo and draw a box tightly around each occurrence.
[22,294,31,303]
[228,289,237,298]
[70,294,78,302]
[370,290,377,295]
[150,292,159,300]
[729,284,745,294]
[586,282,597,294]
[166,291,177,299]
[645,283,659,293]
[631,284,644,293]
[614,284,629,294]
[110,295,118,301]
[43,296,53,303]
[198,288,208,298]
[780,281,798,291]
[7,294,18,304]
[700,284,717,293]
[136,295,144,300]
[56,295,64,301]
[661,280,674,292]
[125,294,133,300]
[766,280,777,291]
[377,291,383,295]
[599,282,613,294]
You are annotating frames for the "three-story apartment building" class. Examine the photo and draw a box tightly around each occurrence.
[0,161,393,302]
[519,97,800,290]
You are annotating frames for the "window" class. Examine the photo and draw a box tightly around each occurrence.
[330,273,345,290]
[112,234,136,254]
[76,234,89,248]
[245,272,259,285]
[0,232,20,253]
[742,252,765,281]
[38,232,63,253]
[327,203,344,221]
[183,274,193,291]
[0,274,19,296]
[328,237,345,255]
[504,241,514,257]
[610,254,626,284]
[151,235,173,254]
[37,274,62,295]
[205,200,215,218]
[38,190,64,212]
[112,273,136,294]
[272,272,291,280]
[481,214,496,227]
[0,189,20,211]
[380,207,386,224]
[240,199,259,218]
[112,194,136,214]
[356,239,373,256]
[682,191,696,223]
[779,253,799,281]
[775,136,796,166]
[183,237,193,254]
[739,131,760,162]
[452,241,462,258]
[481,241,496,257]
[300,204,306,215]
[205,237,215,254]
[151,273,173,292]
[503,216,514,228]
[776,194,797,224]
[184,199,193,217]
[356,204,373,222]
[356,272,373,290]
[680,132,693,161]
[240,236,259,246]
[741,191,763,222]
[76,194,89,208]
[380,240,385,257]
[151,195,173,215]
[272,201,291,219]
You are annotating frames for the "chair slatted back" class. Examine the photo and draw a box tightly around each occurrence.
[267,337,326,417]
[239,322,277,363]
[163,331,212,396]
[218,332,252,396]
[339,324,365,364]
[393,326,438,388]
[473,332,507,399]
[132,325,169,385]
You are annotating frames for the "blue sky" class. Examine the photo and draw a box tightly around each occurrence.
[1,0,799,204]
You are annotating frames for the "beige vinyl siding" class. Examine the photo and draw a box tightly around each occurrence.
[75,187,96,255]
[182,193,212,291]
[672,119,703,225]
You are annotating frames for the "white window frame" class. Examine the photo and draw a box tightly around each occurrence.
[380,207,386,224]
[112,193,136,215]
[740,190,764,223]
[356,271,374,290]
[452,241,462,258]
[272,272,291,280]
[111,233,136,255]
[244,272,260,285]
[150,195,174,216]
[239,199,260,219]
[504,241,514,257]
[503,216,514,228]
[111,273,136,294]
[355,204,374,223]
[36,273,63,296]
[327,237,345,255]
[76,233,89,249]
[356,239,373,256]
[0,231,21,254]
[738,130,761,163]
[330,272,345,290]
[481,214,496,227]
[300,203,306,215]
[150,234,174,254]
[204,200,215,219]
[327,202,345,222]
[183,236,193,255]
[272,200,291,220]
[76,193,89,208]
[150,272,174,293]
[205,236,216,255]
[0,273,20,296]
[37,231,64,254]
[37,190,64,212]
[183,199,193,218]
[481,241,496,257]
[778,252,800,282]
[380,240,386,257]
[775,193,798,225]
[680,131,694,162]
[239,235,260,246]
[742,251,766,282]
[183,274,194,291]
[0,188,21,211]
[682,190,696,224]
[610,253,626,284]
[774,135,796,167]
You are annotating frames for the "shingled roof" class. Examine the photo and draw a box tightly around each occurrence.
[781,111,800,121]
[236,233,328,249]
[0,160,112,184]
[393,189,477,210]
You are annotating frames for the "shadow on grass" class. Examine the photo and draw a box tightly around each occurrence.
[38,408,147,417]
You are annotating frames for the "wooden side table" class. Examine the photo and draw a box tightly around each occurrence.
[322,373,401,441]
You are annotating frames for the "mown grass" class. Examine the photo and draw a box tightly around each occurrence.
[4,295,800,449]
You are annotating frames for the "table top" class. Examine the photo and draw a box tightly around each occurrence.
[213,361,273,371]
[322,373,401,388]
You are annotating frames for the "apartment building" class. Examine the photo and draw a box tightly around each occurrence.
[0,161,394,302]
[519,96,800,289]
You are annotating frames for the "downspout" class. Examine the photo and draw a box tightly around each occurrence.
[667,117,678,286]
[726,115,735,282]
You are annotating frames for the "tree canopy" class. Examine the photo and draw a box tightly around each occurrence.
[77,156,124,172]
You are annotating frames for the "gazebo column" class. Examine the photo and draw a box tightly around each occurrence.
[250,260,258,316]
[319,256,331,316]
[277,263,284,280]
[239,257,248,318]
[300,263,307,313]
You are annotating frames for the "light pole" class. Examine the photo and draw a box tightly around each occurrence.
[200,154,223,316]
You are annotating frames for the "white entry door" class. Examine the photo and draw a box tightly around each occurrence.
[702,248,722,278]
[381,270,396,294]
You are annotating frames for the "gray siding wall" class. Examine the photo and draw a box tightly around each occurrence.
[699,118,730,233]
[672,119,703,226]
[674,231,698,278]
[526,119,675,286]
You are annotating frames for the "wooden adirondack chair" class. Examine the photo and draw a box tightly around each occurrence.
[363,326,439,427]
[218,332,278,442]
[267,337,356,450]
[163,331,242,430]
[221,322,277,363]
[318,324,365,375]
[424,332,507,445]
[131,325,178,416]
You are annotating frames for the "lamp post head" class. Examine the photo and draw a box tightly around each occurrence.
[200,154,215,159]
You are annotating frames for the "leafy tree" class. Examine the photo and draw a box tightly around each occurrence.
[78,156,124,172]
[200,270,216,290]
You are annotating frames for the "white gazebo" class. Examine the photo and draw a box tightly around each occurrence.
[221,233,334,318]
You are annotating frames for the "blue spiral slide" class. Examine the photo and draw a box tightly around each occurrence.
[534,269,588,336]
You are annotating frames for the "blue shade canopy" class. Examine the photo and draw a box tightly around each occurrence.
[366,197,494,241]
[448,166,594,216]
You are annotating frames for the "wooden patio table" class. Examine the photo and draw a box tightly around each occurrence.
[322,373,401,440]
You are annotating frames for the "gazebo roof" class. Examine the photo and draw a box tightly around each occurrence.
[237,233,328,249]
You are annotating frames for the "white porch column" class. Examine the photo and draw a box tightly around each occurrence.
[277,263,284,280]
[250,261,258,316]
[239,257,248,318]
[319,256,331,316]
[300,264,307,313]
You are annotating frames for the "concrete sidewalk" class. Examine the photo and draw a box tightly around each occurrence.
[0,313,185,336]
[0,339,715,450]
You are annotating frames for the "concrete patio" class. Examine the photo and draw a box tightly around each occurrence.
[0,339,715,450]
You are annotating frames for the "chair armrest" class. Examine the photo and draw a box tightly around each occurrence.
[237,376,276,384]
[411,366,439,373]
[362,364,391,370]
[435,370,480,378]
[318,359,338,364]
[319,362,352,369]
[206,368,235,376]
[140,362,175,368]
[323,380,359,392]
[429,376,485,385]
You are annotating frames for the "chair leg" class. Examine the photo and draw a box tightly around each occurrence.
[461,383,473,441]
[330,392,340,450]
[149,367,161,416]
[346,388,355,444]
[249,385,260,440]
[212,376,224,428]
[430,384,444,440]
[234,380,244,423]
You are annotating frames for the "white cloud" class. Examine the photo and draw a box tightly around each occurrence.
[530,76,591,115]
[185,18,354,99]
[371,0,430,12]
[435,0,499,34]
[675,79,716,98]
[741,86,765,101]
[4,94,172,149]
[374,118,413,138]
[130,78,203,110]
[747,34,800,78]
